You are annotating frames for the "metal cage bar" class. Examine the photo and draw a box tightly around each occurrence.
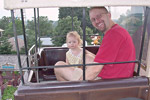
[21,60,139,70]
[11,10,25,84]
[34,8,38,52]
[137,7,149,75]
[82,8,86,80]
[20,9,29,68]
[10,6,146,84]
[34,8,40,82]
[37,8,41,50]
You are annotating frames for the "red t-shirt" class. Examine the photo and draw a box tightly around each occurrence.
[94,24,136,79]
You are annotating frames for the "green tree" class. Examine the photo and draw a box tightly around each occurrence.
[117,14,127,28]
[26,16,54,37]
[52,16,82,46]
[0,36,12,54]
[59,7,98,34]
[26,16,54,48]
[26,34,36,49]
[124,16,142,35]
[85,27,93,45]
[4,18,23,38]
[0,16,11,30]
[117,13,142,36]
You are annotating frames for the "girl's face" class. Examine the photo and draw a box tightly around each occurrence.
[67,36,79,49]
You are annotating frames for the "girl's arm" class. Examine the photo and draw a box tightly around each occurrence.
[66,55,70,64]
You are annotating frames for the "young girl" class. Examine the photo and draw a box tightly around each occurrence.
[54,31,95,81]
[66,31,83,69]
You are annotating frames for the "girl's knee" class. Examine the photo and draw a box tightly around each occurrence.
[55,61,66,65]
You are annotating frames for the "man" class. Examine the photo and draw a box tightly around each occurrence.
[55,6,135,81]
[85,7,136,80]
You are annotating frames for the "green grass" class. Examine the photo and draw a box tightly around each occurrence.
[2,86,17,100]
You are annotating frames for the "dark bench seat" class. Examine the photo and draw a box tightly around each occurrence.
[34,46,99,82]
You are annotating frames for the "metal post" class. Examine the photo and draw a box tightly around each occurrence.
[20,9,29,68]
[137,7,149,75]
[37,8,41,51]
[34,8,39,82]
[82,8,86,80]
[34,8,38,52]
[11,10,24,84]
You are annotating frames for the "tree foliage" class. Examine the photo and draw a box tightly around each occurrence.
[117,13,142,36]
[26,16,54,37]
[4,18,23,38]
[0,36,12,54]
[85,27,94,45]
[26,16,54,48]
[0,16,13,54]
[0,16,11,30]
[52,16,82,46]
[59,7,98,34]
[0,16,55,53]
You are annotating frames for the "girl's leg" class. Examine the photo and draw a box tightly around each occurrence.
[54,61,75,81]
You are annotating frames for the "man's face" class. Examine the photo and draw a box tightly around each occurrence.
[89,8,110,33]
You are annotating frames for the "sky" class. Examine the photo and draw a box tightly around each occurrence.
[0,0,131,21]
[0,0,59,21]
[0,0,10,18]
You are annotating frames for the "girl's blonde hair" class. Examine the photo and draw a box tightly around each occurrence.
[66,31,83,46]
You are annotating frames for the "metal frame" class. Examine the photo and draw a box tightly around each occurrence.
[137,7,150,75]
[11,10,24,84]
[10,6,150,84]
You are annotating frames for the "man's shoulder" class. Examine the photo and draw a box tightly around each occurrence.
[111,24,127,32]
[110,24,130,38]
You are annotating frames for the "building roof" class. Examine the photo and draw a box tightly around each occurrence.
[40,37,53,46]
[9,35,24,40]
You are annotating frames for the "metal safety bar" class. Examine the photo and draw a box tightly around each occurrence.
[11,7,148,84]
[37,8,41,51]
[20,9,29,68]
[21,60,139,70]
[82,8,86,80]
[137,7,150,75]
[11,10,25,84]
[34,8,40,82]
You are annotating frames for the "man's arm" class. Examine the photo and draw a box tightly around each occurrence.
[80,62,104,80]
[85,63,103,80]
[79,53,103,80]
[85,50,96,57]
